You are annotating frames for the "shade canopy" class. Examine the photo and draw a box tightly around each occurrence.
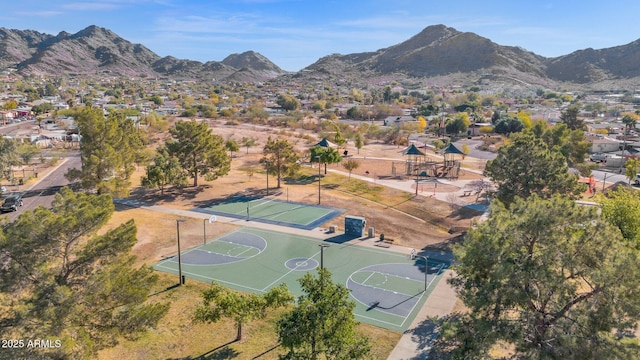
[314,138,337,148]
[441,143,464,155]
[402,143,426,156]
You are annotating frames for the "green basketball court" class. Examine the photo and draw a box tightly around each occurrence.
[154,227,447,332]
[192,196,344,230]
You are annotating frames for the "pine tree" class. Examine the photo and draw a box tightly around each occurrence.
[0,187,168,359]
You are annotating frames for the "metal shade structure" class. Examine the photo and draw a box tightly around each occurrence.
[441,142,465,163]
[401,143,426,156]
[314,138,337,148]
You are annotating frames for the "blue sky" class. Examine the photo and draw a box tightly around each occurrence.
[2,0,639,71]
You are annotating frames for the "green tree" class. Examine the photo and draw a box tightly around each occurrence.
[225,138,240,158]
[65,107,144,197]
[0,137,18,180]
[560,104,584,130]
[140,149,188,195]
[276,94,300,111]
[346,106,363,120]
[0,188,169,359]
[444,195,640,359]
[2,99,17,110]
[622,113,638,134]
[261,137,300,188]
[484,132,584,205]
[194,282,292,341]
[445,113,470,135]
[334,129,347,150]
[539,124,590,167]
[310,146,342,174]
[244,103,269,121]
[601,187,640,248]
[165,120,231,187]
[354,132,364,154]
[625,157,640,185]
[241,136,258,154]
[31,102,53,115]
[15,143,40,165]
[277,268,371,359]
[494,116,524,135]
[342,158,360,180]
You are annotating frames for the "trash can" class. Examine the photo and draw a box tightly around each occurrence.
[380,233,385,241]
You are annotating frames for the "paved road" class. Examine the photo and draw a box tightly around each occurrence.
[453,138,497,160]
[2,152,81,222]
[592,169,628,186]
[0,119,36,136]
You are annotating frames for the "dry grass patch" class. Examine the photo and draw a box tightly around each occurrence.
[98,272,400,360]
[98,205,239,265]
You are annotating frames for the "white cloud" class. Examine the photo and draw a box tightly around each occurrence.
[14,11,63,17]
[61,2,121,11]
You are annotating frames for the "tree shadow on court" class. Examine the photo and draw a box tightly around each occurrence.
[366,291,424,311]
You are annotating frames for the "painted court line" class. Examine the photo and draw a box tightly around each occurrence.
[426,263,446,289]
[349,273,416,299]
[154,263,265,293]
[261,249,322,291]
[399,292,425,328]
[249,198,276,208]
[355,312,406,327]
[159,249,245,267]
[234,246,257,257]
[370,270,427,285]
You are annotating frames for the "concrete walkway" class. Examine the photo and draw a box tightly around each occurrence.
[387,269,458,359]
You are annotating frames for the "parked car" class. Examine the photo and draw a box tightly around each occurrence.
[0,193,23,212]
[589,153,607,163]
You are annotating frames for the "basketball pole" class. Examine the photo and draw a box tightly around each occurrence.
[413,253,428,292]
[319,243,330,269]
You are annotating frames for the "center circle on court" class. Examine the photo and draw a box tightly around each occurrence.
[285,257,318,271]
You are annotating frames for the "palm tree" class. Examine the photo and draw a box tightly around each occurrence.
[620,113,639,173]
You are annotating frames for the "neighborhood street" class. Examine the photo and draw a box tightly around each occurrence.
[2,152,81,222]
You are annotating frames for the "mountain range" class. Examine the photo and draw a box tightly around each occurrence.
[1,24,639,87]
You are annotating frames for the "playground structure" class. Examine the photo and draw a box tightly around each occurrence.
[401,143,462,180]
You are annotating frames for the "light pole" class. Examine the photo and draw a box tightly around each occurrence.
[319,243,330,269]
[265,160,270,196]
[315,155,321,205]
[176,219,186,285]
